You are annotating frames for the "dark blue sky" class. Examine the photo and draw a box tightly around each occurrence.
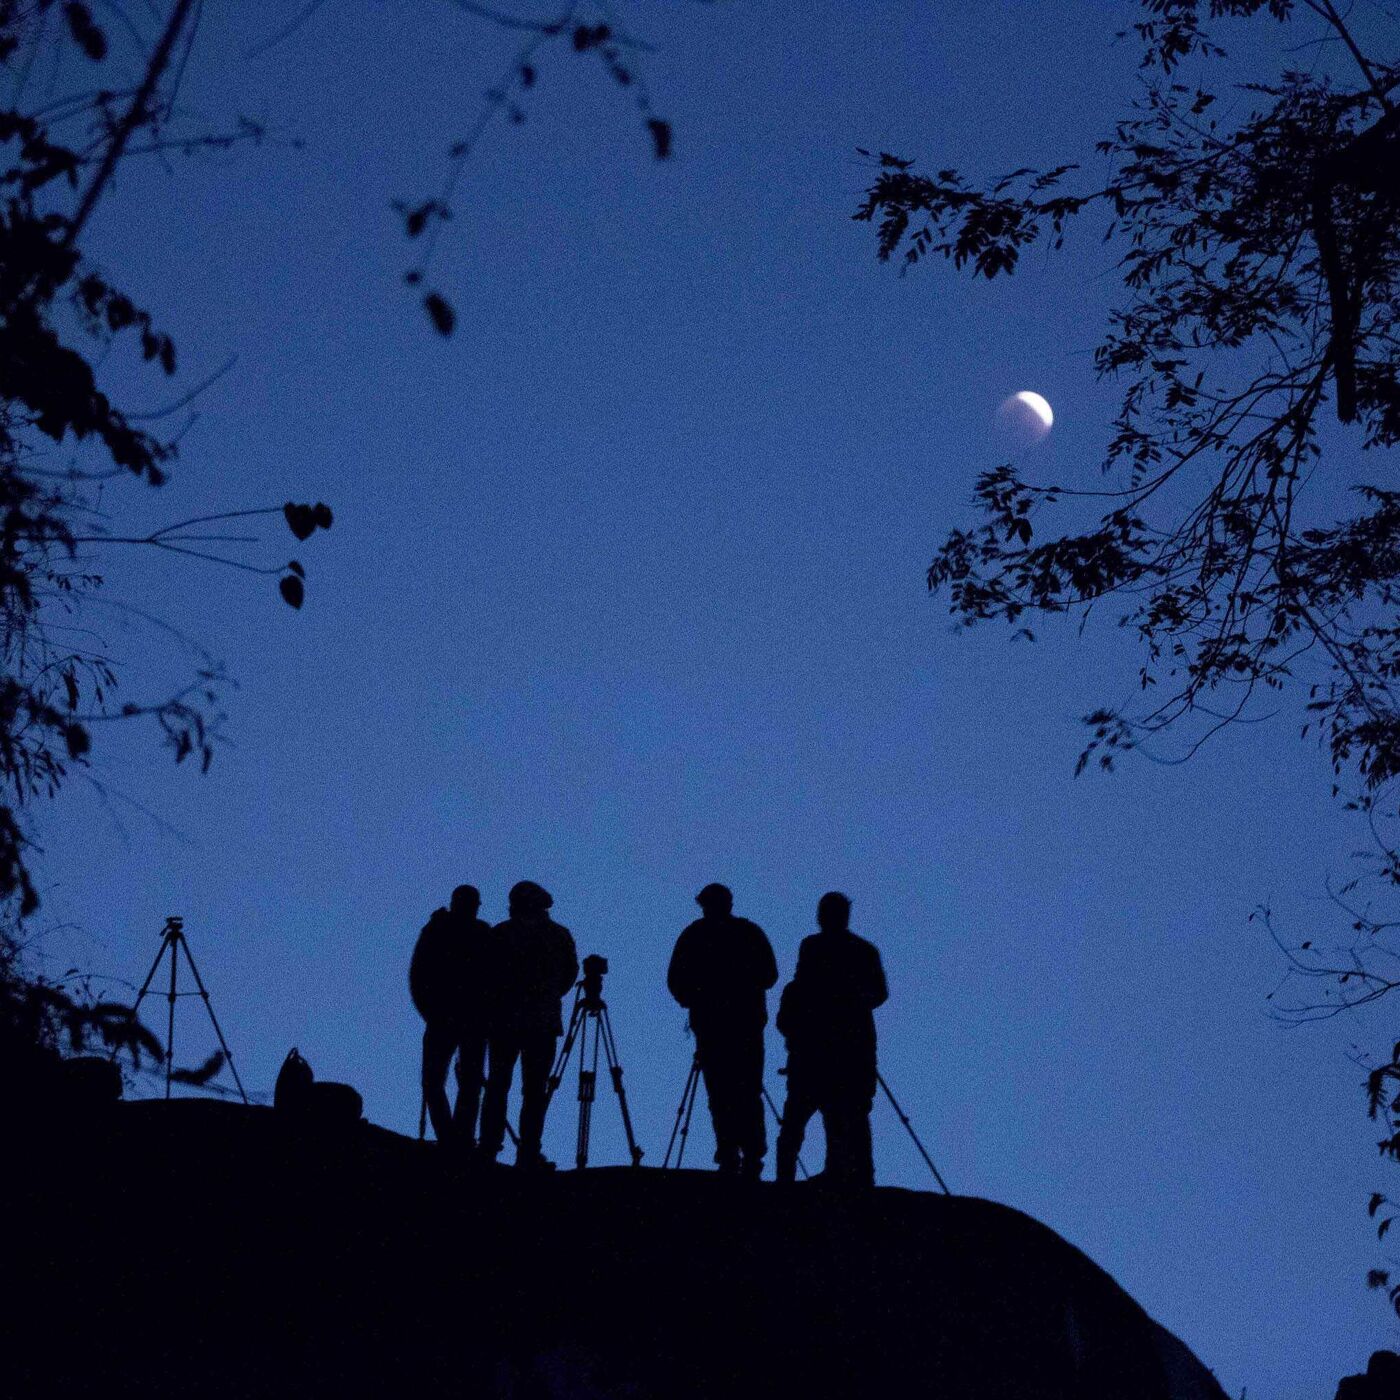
[29,3,1399,1395]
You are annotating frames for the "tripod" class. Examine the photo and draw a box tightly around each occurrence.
[544,955,643,1169]
[662,1051,808,1178]
[128,916,248,1104]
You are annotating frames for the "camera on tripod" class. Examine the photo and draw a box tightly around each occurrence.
[580,953,608,1004]
[546,952,643,1168]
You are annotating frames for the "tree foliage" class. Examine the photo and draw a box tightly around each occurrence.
[856,0,1400,1311]
[0,3,338,922]
[0,0,698,1104]
[394,3,676,335]
[856,0,1400,1310]
[857,0,1400,787]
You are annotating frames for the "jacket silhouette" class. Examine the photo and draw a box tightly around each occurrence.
[410,884,496,1148]
[478,881,578,1167]
[667,883,778,1178]
[775,891,887,1186]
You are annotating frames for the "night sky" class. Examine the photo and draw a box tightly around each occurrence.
[28,3,1398,1396]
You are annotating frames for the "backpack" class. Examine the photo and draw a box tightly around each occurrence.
[274,1047,364,1126]
[274,1047,314,1110]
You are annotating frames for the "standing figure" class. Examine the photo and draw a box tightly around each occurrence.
[410,884,496,1149]
[478,881,578,1168]
[775,891,888,1186]
[667,883,778,1179]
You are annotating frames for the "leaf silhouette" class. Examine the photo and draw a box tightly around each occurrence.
[424,292,455,337]
[171,1051,226,1086]
[283,502,315,540]
[63,3,107,62]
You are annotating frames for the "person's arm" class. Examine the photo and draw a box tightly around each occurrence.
[866,944,889,1010]
[555,926,579,997]
[754,924,779,990]
[792,934,813,983]
[775,979,799,1040]
[408,918,444,1021]
[666,929,693,1008]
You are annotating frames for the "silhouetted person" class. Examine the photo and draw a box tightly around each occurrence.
[410,884,496,1149]
[775,891,887,1186]
[1335,1351,1400,1400]
[667,883,778,1178]
[478,881,578,1168]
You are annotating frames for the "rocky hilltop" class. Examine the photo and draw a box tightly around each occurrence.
[6,1100,1226,1399]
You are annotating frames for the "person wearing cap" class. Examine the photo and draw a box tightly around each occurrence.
[478,880,579,1168]
[409,884,497,1149]
[667,883,778,1178]
[774,891,887,1186]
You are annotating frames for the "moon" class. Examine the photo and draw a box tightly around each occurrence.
[997,390,1054,445]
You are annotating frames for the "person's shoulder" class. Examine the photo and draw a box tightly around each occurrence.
[734,916,768,937]
[850,931,880,956]
[471,918,496,936]
[548,919,573,939]
[420,907,451,936]
[677,918,706,939]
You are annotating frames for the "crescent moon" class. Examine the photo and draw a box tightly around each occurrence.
[996,390,1055,445]
[1013,391,1053,430]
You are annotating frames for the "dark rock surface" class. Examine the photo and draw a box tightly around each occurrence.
[5,1099,1227,1399]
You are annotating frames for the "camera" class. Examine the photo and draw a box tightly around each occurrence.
[580,953,608,1004]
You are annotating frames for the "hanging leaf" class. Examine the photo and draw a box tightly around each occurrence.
[284,502,315,540]
[63,2,107,61]
[647,118,672,160]
[279,574,304,609]
[424,292,455,337]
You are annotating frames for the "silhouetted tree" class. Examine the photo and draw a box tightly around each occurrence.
[0,0,690,1079]
[2,0,685,923]
[0,2,342,1095]
[391,3,676,334]
[855,0,1400,1309]
[0,3,336,923]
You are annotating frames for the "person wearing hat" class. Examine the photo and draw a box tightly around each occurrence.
[774,891,887,1186]
[478,880,579,1168]
[666,883,778,1178]
[409,883,497,1149]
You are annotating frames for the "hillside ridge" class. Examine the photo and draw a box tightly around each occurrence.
[6,1099,1228,1399]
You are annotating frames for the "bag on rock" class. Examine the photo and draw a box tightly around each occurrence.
[274,1047,314,1110]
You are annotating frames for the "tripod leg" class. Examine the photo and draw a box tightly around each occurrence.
[164,929,178,1099]
[547,992,585,1107]
[576,1012,599,1169]
[178,933,249,1105]
[598,1005,644,1166]
[877,1072,951,1195]
[663,1054,699,1169]
[676,1060,700,1170]
[763,1084,809,1180]
[115,930,170,1068]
